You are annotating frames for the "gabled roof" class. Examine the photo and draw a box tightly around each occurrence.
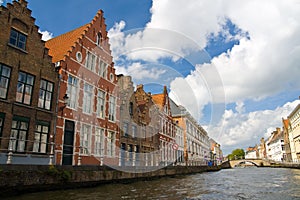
[45,24,89,63]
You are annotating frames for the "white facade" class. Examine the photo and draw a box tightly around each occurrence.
[288,104,300,162]
[266,129,285,162]
[245,150,257,159]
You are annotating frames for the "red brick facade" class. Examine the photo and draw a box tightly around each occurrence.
[46,10,119,166]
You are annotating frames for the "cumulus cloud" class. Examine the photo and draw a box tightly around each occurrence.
[38,30,53,41]
[209,100,300,153]
[108,0,300,153]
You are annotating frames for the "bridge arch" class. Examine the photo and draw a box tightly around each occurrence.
[232,160,259,167]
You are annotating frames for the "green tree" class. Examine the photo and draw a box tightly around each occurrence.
[228,148,245,160]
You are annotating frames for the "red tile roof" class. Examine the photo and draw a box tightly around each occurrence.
[152,94,164,109]
[45,24,89,63]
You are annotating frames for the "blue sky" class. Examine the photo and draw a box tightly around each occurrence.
[3,0,299,154]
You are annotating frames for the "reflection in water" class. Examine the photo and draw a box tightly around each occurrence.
[5,168,300,200]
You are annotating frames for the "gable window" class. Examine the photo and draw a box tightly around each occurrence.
[9,29,27,50]
[67,75,78,109]
[9,116,29,152]
[0,64,11,99]
[38,79,53,110]
[83,83,93,114]
[95,128,104,156]
[80,124,91,155]
[96,33,102,46]
[96,89,105,118]
[16,72,34,105]
[123,122,128,137]
[33,122,49,154]
[132,125,137,138]
[86,51,96,72]
[98,60,107,78]
[108,95,116,121]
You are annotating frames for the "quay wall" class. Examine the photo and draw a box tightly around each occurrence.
[0,165,220,197]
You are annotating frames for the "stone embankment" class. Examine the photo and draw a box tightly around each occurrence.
[0,164,220,197]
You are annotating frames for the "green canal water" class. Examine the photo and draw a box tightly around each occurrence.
[4,167,300,200]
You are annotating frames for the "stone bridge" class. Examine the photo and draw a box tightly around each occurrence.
[222,159,271,168]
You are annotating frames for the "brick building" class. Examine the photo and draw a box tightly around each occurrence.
[152,86,177,166]
[0,0,58,164]
[45,10,119,165]
[118,75,160,167]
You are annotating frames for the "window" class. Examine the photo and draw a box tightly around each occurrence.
[76,51,82,62]
[95,128,104,156]
[123,122,128,137]
[129,102,133,116]
[0,113,4,138]
[85,51,96,71]
[107,131,115,157]
[9,116,29,152]
[67,75,78,109]
[96,33,102,46]
[0,64,11,99]
[109,95,116,121]
[80,124,91,155]
[38,80,53,110]
[16,72,34,105]
[96,89,105,118]
[83,83,93,114]
[132,125,137,138]
[33,122,49,153]
[98,60,107,78]
[9,29,27,50]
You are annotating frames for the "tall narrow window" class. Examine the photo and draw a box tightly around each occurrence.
[96,89,105,118]
[38,80,53,110]
[109,95,116,121]
[83,83,93,114]
[123,122,128,137]
[132,125,137,138]
[86,51,96,72]
[98,60,107,78]
[0,64,11,99]
[33,122,49,153]
[16,72,34,105]
[107,131,115,157]
[0,113,4,139]
[95,128,104,156]
[67,75,78,109]
[9,116,29,152]
[9,29,27,50]
[129,102,133,116]
[96,33,102,46]
[80,124,91,155]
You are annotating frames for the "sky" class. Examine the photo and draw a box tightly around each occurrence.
[3,0,300,155]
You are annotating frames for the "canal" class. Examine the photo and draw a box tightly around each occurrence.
[5,167,300,200]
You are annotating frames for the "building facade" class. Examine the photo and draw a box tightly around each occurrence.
[0,0,58,164]
[118,75,159,167]
[170,99,210,166]
[266,128,285,162]
[245,146,258,159]
[46,10,119,165]
[282,118,292,162]
[288,103,300,162]
[152,87,177,166]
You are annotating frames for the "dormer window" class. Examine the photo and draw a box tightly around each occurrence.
[96,32,102,46]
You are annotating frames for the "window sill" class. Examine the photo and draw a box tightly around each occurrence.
[7,43,28,54]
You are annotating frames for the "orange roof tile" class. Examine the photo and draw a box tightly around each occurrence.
[152,94,164,108]
[45,24,89,63]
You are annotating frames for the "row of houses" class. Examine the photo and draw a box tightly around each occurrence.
[0,0,222,167]
[245,100,300,162]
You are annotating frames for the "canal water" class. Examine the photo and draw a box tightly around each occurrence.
[5,167,300,200]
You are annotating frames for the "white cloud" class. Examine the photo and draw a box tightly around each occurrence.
[38,30,53,41]
[115,62,166,81]
[209,100,300,154]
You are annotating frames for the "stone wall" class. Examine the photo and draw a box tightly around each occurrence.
[0,165,220,197]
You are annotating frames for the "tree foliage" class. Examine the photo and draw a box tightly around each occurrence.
[228,148,245,160]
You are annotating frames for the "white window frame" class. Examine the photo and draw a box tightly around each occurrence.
[85,51,96,72]
[107,131,115,157]
[67,75,78,109]
[83,83,93,114]
[80,124,91,155]
[98,59,108,79]
[108,95,116,121]
[95,127,104,156]
[96,89,105,118]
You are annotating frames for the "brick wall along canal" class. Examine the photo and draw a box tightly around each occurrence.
[4,167,300,200]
